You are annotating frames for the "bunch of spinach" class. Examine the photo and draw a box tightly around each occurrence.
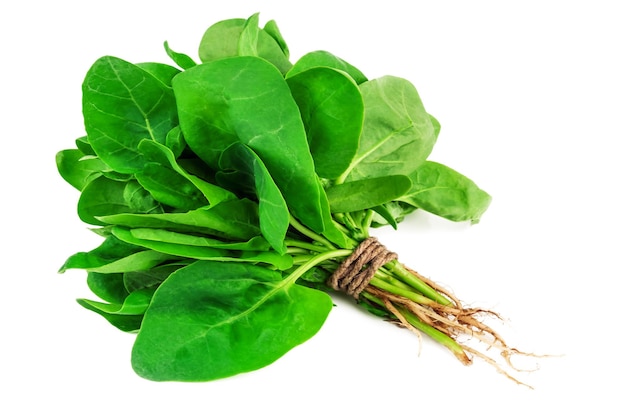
[57,13,520,383]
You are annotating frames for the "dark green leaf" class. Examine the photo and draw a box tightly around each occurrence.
[82,56,178,173]
[326,175,411,213]
[131,261,332,381]
[287,67,363,179]
[173,56,328,232]
[218,143,289,254]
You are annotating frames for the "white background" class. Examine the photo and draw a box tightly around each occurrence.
[2,1,624,414]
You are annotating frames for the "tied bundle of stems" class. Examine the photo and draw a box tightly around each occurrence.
[56,13,533,384]
[287,215,528,386]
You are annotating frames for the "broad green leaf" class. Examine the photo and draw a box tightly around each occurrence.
[339,76,437,182]
[131,261,332,381]
[218,143,289,254]
[287,50,367,84]
[287,67,363,179]
[138,139,235,206]
[87,272,128,304]
[163,41,197,70]
[77,176,163,226]
[198,16,291,74]
[173,56,327,232]
[82,56,178,173]
[98,198,262,241]
[56,149,109,191]
[326,175,411,213]
[398,161,492,224]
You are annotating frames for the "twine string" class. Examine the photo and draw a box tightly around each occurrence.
[327,237,398,299]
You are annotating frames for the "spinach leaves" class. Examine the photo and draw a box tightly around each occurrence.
[56,14,512,384]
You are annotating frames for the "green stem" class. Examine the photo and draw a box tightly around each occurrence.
[369,277,435,306]
[398,306,469,363]
[289,215,335,249]
[361,209,375,231]
[285,239,328,253]
[286,248,352,284]
[385,260,452,306]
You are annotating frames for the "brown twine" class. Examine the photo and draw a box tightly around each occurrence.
[327,237,398,299]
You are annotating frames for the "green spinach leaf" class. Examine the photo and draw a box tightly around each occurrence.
[218,143,289,254]
[198,15,291,74]
[338,76,437,182]
[131,261,332,381]
[286,67,363,179]
[287,50,367,84]
[326,175,411,213]
[398,161,492,223]
[82,56,178,173]
[173,56,327,233]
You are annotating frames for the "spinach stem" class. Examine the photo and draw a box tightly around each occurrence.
[287,249,352,283]
[385,260,452,306]
[369,277,435,305]
[285,239,328,253]
[397,305,469,361]
[289,215,335,249]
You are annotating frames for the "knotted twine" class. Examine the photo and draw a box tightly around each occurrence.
[327,237,398,299]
